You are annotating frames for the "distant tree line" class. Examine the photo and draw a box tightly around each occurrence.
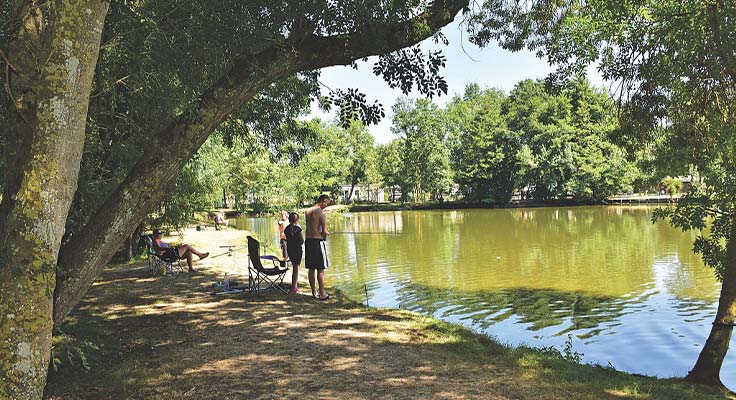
[382,78,645,204]
[180,78,650,214]
[162,120,380,217]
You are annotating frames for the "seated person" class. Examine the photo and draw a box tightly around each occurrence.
[152,229,209,273]
[213,211,229,230]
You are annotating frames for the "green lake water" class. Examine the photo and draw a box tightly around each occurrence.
[235,206,734,388]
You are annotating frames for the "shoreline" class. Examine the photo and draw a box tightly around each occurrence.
[219,195,680,218]
[346,197,677,213]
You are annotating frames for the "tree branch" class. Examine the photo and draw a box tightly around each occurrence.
[296,0,468,70]
[707,2,736,86]
[54,0,468,325]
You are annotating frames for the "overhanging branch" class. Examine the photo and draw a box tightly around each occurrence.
[296,0,468,70]
[54,1,469,325]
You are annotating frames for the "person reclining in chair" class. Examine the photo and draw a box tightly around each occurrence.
[152,229,209,273]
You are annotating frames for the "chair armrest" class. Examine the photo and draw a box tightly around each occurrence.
[260,255,286,269]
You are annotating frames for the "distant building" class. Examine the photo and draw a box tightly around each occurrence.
[341,184,386,203]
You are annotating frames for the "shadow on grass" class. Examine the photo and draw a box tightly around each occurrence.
[45,262,732,400]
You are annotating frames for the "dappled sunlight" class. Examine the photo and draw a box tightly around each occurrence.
[92,277,141,287]
[383,375,438,386]
[604,389,647,398]
[325,356,361,371]
[334,316,369,325]
[374,330,413,343]
[325,329,374,338]
[100,304,133,319]
[45,228,733,400]
[188,353,288,375]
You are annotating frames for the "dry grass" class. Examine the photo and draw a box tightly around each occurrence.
[45,228,733,400]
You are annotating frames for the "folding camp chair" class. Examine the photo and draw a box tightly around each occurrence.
[246,236,289,294]
[141,234,184,276]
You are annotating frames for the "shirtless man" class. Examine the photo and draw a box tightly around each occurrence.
[214,211,229,230]
[305,194,331,299]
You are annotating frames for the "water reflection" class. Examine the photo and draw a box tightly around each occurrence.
[234,206,734,387]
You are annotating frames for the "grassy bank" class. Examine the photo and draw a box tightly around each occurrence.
[45,228,732,399]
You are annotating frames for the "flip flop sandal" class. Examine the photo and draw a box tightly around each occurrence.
[318,294,333,301]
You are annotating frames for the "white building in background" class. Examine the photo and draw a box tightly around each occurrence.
[341,184,386,203]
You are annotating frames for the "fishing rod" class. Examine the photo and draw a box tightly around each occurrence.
[329,231,398,235]
[209,245,248,259]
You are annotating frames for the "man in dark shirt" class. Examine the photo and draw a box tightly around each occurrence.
[283,212,304,294]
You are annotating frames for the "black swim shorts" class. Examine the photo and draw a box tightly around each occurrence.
[287,245,303,265]
[304,238,328,270]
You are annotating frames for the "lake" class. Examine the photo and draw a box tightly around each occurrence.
[235,206,735,389]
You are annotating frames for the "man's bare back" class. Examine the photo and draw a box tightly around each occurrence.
[304,195,331,299]
[305,205,327,239]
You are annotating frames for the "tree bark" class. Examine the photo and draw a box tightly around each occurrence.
[53,48,301,326]
[0,0,42,236]
[0,1,109,398]
[53,0,469,326]
[686,210,736,386]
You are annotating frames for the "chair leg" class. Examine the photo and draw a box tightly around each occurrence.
[274,272,289,294]
[147,257,155,276]
[157,259,165,276]
[166,261,179,276]
[153,257,162,276]
[248,269,261,295]
[165,260,181,276]
[256,273,266,295]
[262,273,289,294]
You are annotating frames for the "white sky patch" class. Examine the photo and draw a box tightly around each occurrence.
[307,20,607,144]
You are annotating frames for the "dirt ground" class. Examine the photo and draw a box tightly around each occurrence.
[44,228,733,400]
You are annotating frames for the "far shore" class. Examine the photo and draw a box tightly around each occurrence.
[221,194,680,218]
[345,197,673,213]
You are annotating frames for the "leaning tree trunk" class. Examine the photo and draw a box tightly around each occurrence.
[0,1,109,398]
[686,211,736,386]
[52,50,301,326]
[52,0,469,327]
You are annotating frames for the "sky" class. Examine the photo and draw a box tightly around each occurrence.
[308,19,605,144]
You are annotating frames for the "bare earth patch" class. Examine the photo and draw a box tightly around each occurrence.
[45,228,733,400]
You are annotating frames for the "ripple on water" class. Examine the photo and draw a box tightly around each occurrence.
[235,209,735,390]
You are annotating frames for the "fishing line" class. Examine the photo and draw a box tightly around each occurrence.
[330,231,397,235]
[209,245,248,259]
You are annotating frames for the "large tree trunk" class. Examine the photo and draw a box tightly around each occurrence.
[53,0,468,327]
[686,211,736,386]
[53,51,300,326]
[0,1,41,236]
[0,1,109,398]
